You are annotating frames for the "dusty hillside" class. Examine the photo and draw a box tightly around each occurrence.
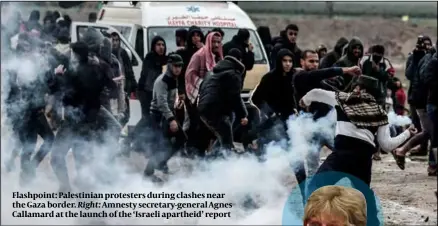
[251,14,437,64]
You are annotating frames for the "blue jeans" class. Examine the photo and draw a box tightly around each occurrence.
[427,104,438,166]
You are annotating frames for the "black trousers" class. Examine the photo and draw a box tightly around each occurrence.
[200,115,235,151]
[185,99,203,156]
[307,149,380,225]
[131,90,154,152]
[410,105,429,151]
[9,110,55,182]
[50,117,97,189]
[144,111,186,176]
[137,90,153,117]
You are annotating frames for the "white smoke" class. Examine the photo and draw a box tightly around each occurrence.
[1,3,332,220]
[1,106,335,225]
[2,3,411,225]
[387,111,412,126]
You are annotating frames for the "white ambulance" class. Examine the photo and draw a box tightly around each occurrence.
[71,1,270,127]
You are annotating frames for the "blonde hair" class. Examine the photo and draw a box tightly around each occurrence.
[304,185,367,226]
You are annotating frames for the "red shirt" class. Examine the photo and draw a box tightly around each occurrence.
[395,88,406,115]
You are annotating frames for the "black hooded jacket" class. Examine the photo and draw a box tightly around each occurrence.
[257,26,273,61]
[405,49,427,107]
[251,49,297,120]
[25,10,42,32]
[270,30,302,69]
[175,26,205,94]
[334,37,363,68]
[51,42,117,123]
[333,37,364,89]
[198,56,248,120]
[319,37,349,69]
[222,30,255,89]
[424,52,438,105]
[138,36,167,92]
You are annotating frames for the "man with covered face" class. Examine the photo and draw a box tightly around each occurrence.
[144,54,186,182]
[222,28,255,88]
[197,49,248,154]
[50,41,117,191]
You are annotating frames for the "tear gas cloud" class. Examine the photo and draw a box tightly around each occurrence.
[387,111,412,126]
[1,3,410,225]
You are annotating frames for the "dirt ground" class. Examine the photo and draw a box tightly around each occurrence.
[251,14,437,65]
[320,149,437,225]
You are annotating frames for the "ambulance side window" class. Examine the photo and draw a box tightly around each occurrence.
[120,38,138,66]
[135,28,144,58]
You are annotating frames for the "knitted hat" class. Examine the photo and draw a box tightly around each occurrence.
[168,54,183,66]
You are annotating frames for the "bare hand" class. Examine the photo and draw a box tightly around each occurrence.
[408,124,418,136]
[170,120,179,133]
[343,66,361,76]
[178,94,186,101]
[299,98,307,109]
[240,117,248,126]
[54,65,66,75]
[248,42,254,52]
[371,61,379,71]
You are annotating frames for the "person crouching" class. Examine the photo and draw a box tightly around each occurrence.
[197,48,248,155]
[143,54,186,182]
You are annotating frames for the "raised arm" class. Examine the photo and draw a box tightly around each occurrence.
[301,88,338,107]
[376,124,411,152]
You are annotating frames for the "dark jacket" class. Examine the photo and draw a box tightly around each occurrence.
[150,64,178,121]
[25,10,42,32]
[198,56,248,120]
[293,68,344,103]
[293,66,344,119]
[174,26,205,94]
[222,35,255,89]
[334,37,364,67]
[270,31,302,69]
[333,37,364,89]
[257,26,273,62]
[251,49,296,120]
[360,55,390,105]
[138,36,167,92]
[405,50,427,108]
[423,52,438,105]
[319,37,349,69]
[52,56,117,123]
[113,47,137,93]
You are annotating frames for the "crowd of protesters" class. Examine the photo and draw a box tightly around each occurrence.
[1,10,436,211]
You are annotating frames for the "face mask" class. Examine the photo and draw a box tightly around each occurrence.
[372,55,382,63]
